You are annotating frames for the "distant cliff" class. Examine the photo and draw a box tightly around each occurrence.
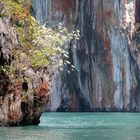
[32,0,140,112]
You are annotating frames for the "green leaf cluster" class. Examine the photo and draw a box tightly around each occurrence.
[1,0,80,72]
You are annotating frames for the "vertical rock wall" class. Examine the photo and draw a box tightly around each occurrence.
[0,12,48,125]
[32,0,140,111]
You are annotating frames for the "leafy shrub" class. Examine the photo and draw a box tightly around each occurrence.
[1,0,79,72]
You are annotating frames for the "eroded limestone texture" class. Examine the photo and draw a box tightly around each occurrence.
[32,0,140,112]
[0,3,48,125]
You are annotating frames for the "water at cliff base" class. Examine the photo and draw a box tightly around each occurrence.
[0,113,140,140]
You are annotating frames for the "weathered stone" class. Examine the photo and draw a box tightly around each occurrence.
[0,12,48,126]
[32,0,140,112]
[0,2,4,13]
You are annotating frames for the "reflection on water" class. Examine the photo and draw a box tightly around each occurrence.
[0,113,140,140]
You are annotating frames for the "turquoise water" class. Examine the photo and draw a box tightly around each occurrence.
[0,113,140,140]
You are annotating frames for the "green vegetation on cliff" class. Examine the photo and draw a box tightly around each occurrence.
[1,0,79,71]
[0,0,79,126]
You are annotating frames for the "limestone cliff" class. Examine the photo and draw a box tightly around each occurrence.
[32,0,140,112]
[0,2,48,126]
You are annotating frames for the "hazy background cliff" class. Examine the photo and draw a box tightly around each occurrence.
[31,0,140,112]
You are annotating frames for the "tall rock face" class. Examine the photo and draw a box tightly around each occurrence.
[32,0,140,111]
[0,2,48,126]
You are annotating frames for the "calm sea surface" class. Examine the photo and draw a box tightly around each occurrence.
[0,113,140,140]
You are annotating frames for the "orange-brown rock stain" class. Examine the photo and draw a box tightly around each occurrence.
[52,0,76,25]
[52,0,76,14]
